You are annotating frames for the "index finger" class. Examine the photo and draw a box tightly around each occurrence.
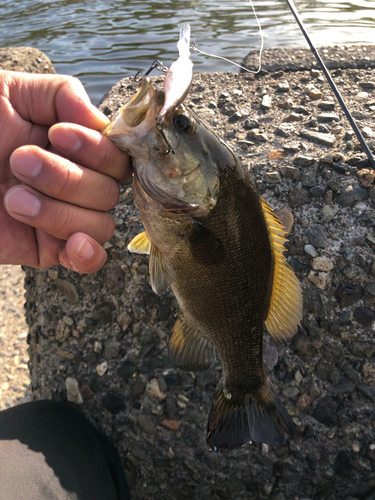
[2,70,108,130]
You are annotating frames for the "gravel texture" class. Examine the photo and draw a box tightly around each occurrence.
[0,46,55,74]
[0,45,54,412]
[2,45,375,499]
[0,265,31,410]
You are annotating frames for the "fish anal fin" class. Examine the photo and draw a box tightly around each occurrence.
[149,245,175,295]
[169,317,216,371]
[186,220,225,265]
[207,379,294,452]
[261,198,303,342]
[128,231,152,255]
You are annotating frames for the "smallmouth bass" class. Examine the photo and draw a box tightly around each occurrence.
[102,73,302,452]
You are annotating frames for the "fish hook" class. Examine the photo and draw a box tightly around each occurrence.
[189,40,197,52]
[155,118,177,155]
[134,60,169,82]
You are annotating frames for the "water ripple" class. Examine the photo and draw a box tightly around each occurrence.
[1,0,374,103]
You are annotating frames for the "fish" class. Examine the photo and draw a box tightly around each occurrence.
[102,26,302,452]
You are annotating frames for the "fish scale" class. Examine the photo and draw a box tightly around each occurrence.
[132,145,286,439]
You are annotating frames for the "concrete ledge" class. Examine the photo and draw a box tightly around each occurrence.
[242,44,375,73]
[0,46,55,74]
[2,46,375,500]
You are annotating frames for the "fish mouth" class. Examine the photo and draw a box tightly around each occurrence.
[101,76,163,147]
[102,75,219,216]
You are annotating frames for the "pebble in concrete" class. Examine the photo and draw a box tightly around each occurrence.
[66,377,83,405]
[308,271,330,290]
[311,257,334,271]
[146,378,167,401]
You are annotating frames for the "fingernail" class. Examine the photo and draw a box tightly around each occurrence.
[76,237,94,259]
[10,149,42,178]
[4,187,41,217]
[50,126,82,153]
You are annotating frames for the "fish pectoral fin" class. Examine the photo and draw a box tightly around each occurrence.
[128,231,152,255]
[185,220,225,265]
[261,198,303,342]
[149,244,175,295]
[207,379,294,452]
[169,317,216,371]
[127,233,174,294]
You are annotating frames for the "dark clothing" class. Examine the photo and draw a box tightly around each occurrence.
[0,400,131,500]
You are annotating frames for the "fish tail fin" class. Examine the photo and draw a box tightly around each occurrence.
[207,379,294,452]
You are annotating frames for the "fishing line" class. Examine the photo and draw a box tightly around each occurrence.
[190,0,264,74]
[284,0,375,169]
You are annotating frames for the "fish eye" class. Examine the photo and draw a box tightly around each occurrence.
[173,114,192,132]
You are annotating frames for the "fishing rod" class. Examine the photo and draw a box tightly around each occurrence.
[284,0,375,170]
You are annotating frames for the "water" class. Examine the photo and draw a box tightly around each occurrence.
[1,0,374,104]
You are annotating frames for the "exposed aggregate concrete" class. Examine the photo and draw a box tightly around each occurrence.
[0,265,31,410]
[2,45,375,500]
[0,46,55,74]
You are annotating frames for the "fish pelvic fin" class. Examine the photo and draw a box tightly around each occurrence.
[261,198,303,342]
[207,379,294,452]
[169,317,216,371]
[128,231,152,255]
[149,244,176,295]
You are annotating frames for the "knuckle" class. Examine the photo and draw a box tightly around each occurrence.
[102,182,120,211]
[62,75,83,91]
[0,72,9,98]
[57,75,89,108]
[54,203,75,237]
[51,161,80,200]
[96,137,128,181]
[38,249,57,269]
[100,213,115,243]
[97,139,114,172]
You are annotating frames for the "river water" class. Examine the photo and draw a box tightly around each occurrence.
[1,0,374,104]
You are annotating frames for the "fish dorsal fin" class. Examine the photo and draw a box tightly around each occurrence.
[261,198,303,341]
[128,231,152,255]
[149,244,176,295]
[169,317,216,371]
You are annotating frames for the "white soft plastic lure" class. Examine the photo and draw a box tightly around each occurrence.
[156,23,193,125]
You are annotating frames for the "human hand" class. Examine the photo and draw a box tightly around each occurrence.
[0,71,131,273]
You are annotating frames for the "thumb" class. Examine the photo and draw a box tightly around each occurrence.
[5,71,109,130]
[55,77,109,130]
